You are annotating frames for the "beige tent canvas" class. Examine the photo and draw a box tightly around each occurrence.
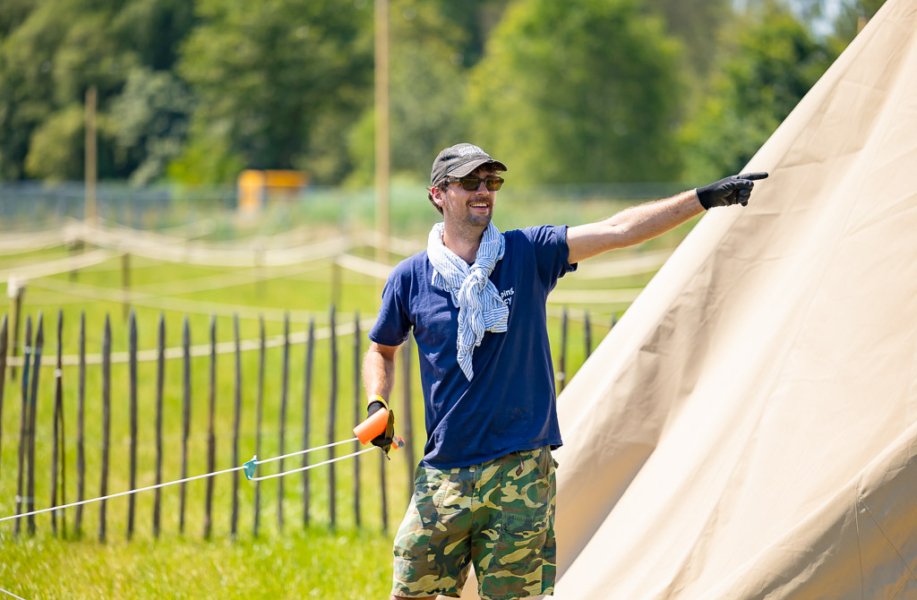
[452,0,917,598]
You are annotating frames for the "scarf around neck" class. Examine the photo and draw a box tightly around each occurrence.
[427,222,508,380]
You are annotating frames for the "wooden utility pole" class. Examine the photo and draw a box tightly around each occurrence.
[375,0,390,270]
[84,86,98,224]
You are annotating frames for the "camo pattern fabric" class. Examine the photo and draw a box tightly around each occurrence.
[391,447,556,600]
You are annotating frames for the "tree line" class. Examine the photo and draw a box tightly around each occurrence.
[0,0,887,187]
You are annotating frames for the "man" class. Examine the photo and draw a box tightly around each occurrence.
[363,143,766,600]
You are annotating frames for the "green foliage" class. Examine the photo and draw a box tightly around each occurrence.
[680,3,838,181]
[0,0,848,187]
[109,67,195,185]
[175,0,373,184]
[347,0,471,186]
[0,0,195,182]
[465,0,684,185]
[833,0,887,43]
[23,103,86,181]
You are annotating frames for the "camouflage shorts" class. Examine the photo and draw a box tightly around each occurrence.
[391,447,557,600]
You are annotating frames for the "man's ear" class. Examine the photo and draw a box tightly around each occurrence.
[430,186,445,208]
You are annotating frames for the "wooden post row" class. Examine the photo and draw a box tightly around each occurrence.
[254,316,266,538]
[51,310,66,536]
[153,313,165,538]
[128,310,138,540]
[9,281,24,380]
[231,314,242,538]
[204,316,216,539]
[302,317,315,529]
[180,316,191,534]
[277,313,290,531]
[15,316,31,536]
[75,312,86,536]
[99,315,111,543]
[26,313,44,536]
[328,305,337,528]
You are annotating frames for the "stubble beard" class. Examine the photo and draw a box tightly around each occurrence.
[444,204,492,240]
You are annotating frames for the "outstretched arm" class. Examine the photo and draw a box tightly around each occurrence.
[567,190,702,264]
[566,172,768,264]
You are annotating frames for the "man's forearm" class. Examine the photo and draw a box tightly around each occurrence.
[567,190,703,263]
[606,190,704,247]
[362,346,396,404]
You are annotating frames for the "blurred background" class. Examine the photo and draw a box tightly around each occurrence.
[0,1,890,598]
[0,0,886,236]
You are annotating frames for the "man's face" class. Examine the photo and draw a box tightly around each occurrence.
[432,166,500,231]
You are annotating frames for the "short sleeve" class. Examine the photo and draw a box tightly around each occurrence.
[368,272,412,346]
[522,224,578,291]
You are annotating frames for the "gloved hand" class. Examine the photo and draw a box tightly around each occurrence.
[696,172,768,209]
[367,397,395,453]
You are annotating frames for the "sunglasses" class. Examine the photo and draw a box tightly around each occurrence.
[445,175,505,192]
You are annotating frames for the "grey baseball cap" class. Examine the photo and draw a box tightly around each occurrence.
[430,143,507,185]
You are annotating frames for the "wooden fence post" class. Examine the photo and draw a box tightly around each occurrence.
[26,312,44,536]
[584,310,592,359]
[75,312,86,537]
[51,310,65,536]
[99,315,111,543]
[400,336,415,500]
[0,314,7,482]
[127,310,138,540]
[353,312,361,528]
[328,305,338,528]
[558,307,568,393]
[153,313,165,539]
[15,316,31,536]
[8,279,25,381]
[231,314,242,538]
[302,317,315,529]
[180,316,191,534]
[277,313,290,532]
[254,316,265,538]
[204,315,216,539]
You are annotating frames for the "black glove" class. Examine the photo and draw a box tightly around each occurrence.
[696,172,768,209]
[367,398,395,452]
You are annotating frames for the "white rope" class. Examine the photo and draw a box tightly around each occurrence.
[253,437,358,466]
[247,447,378,482]
[0,439,379,524]
[0,586,27,600]
[0,464,246,524]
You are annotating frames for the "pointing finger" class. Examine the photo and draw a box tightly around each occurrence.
[738,172,768,181]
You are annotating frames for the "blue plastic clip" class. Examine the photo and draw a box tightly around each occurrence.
[243,455,259,481]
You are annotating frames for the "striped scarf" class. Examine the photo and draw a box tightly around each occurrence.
[427,222,509,381]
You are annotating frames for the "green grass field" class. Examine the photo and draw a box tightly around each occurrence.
[0,207,698,599]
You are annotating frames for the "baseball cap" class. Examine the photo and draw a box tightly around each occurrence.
[430,143,508,185]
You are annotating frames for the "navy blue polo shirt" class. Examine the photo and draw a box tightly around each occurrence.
[368,225,577,468]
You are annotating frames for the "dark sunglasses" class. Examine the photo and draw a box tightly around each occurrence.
[445,175,505,192]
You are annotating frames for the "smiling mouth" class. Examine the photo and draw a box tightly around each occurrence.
[468,202,490,209]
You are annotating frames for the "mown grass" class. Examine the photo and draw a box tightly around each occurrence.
[0,206,698,598]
